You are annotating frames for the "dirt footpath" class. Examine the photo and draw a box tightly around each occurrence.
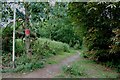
[2,53,80,78]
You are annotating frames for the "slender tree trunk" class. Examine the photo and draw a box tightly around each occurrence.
[24,2,31,58]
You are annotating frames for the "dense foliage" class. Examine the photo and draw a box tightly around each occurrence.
[1,2,81,55]
[1,1,120,73]
[68,2,120,70]
[30,2,82,48]
[2,38,70,73]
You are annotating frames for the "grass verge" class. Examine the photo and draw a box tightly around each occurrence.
[2,49,77,73]
[56,53,119,78]
[46,49,77,65]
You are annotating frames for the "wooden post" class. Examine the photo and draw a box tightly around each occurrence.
[24,2,31,57]
[25,29,31,57]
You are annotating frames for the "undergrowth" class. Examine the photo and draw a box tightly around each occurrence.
[62,64,86,78]
[2,38,70,73]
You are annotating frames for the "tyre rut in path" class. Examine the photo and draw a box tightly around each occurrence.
[3,52,80,78]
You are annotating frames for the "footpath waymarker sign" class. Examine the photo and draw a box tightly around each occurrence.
[25,29,30,36]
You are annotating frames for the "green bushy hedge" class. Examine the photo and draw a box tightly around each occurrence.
[32,38,70,58]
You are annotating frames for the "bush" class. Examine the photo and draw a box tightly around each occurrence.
[51,25,82,49]
[62,64,85,77]
[32,38,70,58]
[2,38,70,73]
[2,53,45,73]
[69,2,120,70]
[15,39,25,56]
[2,52,12,67]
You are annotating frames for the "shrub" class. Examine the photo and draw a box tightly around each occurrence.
[51,25,82,49]
[2,38,70,73]
[32,38,70,58]
[62,64,85,77]
[15,39,25,56]
[2,27,13,52]
[2,52,12,67]
[69,2,120,70]
[2,53,45,73]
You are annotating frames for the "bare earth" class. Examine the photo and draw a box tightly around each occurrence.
[2,51,119,78]
[2,53,80,78]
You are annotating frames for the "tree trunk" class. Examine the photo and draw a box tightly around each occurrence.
[24,2,31,58]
